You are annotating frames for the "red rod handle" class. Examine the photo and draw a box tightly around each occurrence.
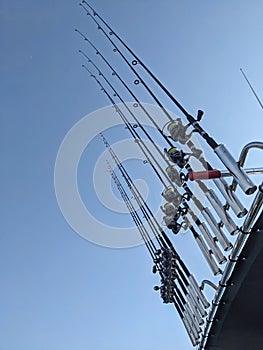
[189,170,222,181]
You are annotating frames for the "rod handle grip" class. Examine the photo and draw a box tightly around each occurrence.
[189,170,221,181]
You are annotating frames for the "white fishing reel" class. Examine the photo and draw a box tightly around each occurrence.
[161,202,178,216]
[165,165,182,186]
[162,188,182,206]
[167,118,191,144]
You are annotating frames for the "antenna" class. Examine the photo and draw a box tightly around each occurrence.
[240,68,263,110]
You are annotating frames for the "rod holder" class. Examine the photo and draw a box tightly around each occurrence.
[206,189,239,235]
[195,233,221,275]
[214,178,247,218]
[182,317,199,346]
[186,294,205,325]
[202,207,232,251]
[185,303,202,334]
[188,285,207,317]
[198,222,226,264]
[189,275,210,309]
[215,144,257,195]
[184,313,200,342]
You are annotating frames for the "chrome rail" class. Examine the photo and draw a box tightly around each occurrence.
[198,142,263,349]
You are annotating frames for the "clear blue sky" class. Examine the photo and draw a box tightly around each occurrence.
[1,1,263,349]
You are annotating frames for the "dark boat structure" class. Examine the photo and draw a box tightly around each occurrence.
[75,3,263,348]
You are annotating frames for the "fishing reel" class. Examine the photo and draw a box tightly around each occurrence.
[154,248,177,304]
[165,147,189,168]
[166,112,204,145]
[153,284,174,304]
[161,249,177,277]
[162,188,182,207]
[163,215,182,235]
[162,266,177,279]
[163,204,189,234]
[161,202,178,216]
[165,145,204,170]
[165,165,182,186]
[167,118,192,144]
[155,284,175,304]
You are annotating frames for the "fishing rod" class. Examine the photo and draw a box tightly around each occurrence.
[105,136,196,296]
[103,128,207,339]
[87,56,209,326]
[83,62,233,265]
[108,162,204,342]
[106,159,192,309]
[101,132,210,314]
[85,73,188,236]
[90,69,201,249]
[79,39,243,227]
[79,52,188,166]
[78,2,257,196]
[80,1,193,118]
[172,298,199,347]
[154,233,209,330]
[81,60,227,244]
[107,161,158,259]
[154,248,203,346]
[78,34,204,174]
[101,132,174,250]
[84,56,232,262]
[81,63,193,234]
[76,31,174,148]
[80,58,182,191]
[79,2,176,123]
